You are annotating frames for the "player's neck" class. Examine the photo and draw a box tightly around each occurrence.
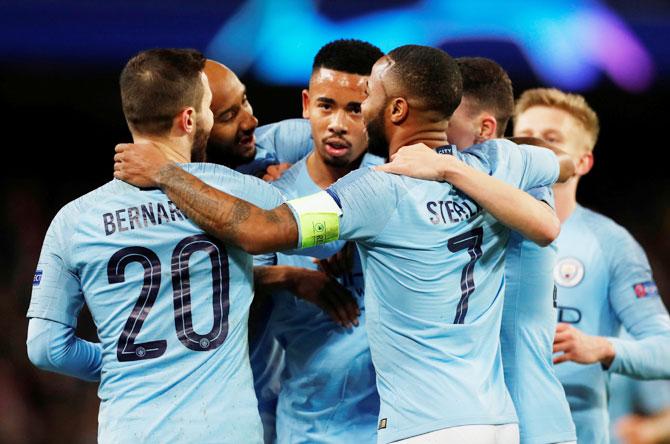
[388,126,449,157]
[133,135,191,163]
[306,150,361,189]
[554,178,579,223]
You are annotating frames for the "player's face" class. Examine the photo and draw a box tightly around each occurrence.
[192,73,214,162]
[448,96,480,150]
[207,69,258,163]
[514,105,588,159]
[303,68,368,168]
[362,59,391,159]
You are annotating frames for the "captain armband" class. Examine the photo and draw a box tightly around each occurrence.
[287,191,342,248]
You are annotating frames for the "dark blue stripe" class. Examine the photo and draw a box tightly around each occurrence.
[325,188,342,210]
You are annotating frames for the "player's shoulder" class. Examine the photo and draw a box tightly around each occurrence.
[271,156,307,194]
[332,165,408,191]
[185,162,285,209]
[184,162,263,190]
[577,205,645,260]
[45,180,121,240]
[578,205,632,239]
[58,180,121,218]
[327,167,416,213]
[464,138,516,158]
[256,118,310,137]
[255,118,311,151]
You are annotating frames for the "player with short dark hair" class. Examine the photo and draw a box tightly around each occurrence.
[312,38,385,76]
[447,57,514,148]
[256,38,383,443]
[26,48,287,443]
[120,48,208,138]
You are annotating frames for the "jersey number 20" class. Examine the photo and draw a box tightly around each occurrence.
[107,234,229,362]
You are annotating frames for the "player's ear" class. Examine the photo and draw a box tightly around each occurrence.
[177,107,196,134]
[576,151,594,175]
[389,97,408,124]
[479,114,497,141]
[302,89,310,119]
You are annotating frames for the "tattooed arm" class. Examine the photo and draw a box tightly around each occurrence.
[114,143,298,254]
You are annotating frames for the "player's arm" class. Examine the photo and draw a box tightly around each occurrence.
[27,318,102,382]
[115,143,297,253]
[553,228,670,375]
[616,408,670,444]
[507,136,576,182]
[253,264,360,327]
[115,142,394,254]
[377,143,559,246]
[27,207,102,381]
[602,231,670,377]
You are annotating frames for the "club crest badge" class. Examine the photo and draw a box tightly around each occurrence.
[553,257,585,287]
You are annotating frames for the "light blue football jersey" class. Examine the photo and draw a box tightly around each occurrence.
[249,300,285,444]
[246,117,383,444]
[500,185,576,444]
[553,204,670,444]
[28,163,285,444]
[237,119,313,176]
[289,140,560,443]
[264,155,380,444]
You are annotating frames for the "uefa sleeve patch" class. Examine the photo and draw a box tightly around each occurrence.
[33,270,43,287]
[633,281,659,298]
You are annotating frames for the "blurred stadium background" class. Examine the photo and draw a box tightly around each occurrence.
[0,1,668,442]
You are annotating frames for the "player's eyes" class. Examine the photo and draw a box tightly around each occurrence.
[219,111,235,122]
[318,103,332,110]
[348,104,362,114]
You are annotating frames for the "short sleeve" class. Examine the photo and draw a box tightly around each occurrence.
[27,206,85,328]
[255,119,313,164]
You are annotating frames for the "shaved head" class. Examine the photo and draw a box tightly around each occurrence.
[204,60,237,112]
[203,59,258,167]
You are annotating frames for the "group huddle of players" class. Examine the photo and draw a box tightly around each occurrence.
[26,39,670,444]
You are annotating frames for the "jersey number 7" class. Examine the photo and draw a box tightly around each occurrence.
[448,227,484,324]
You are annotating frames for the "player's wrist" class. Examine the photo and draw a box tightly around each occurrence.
[597,336,616,368]
[437,155,462,182]
[155,162,179,188]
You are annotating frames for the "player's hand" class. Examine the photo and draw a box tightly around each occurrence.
[287,268,360,328]
[314,242,355,277]
[553,323,616,366]
[114,142,171,187]
[262,163,292,182]
[375,143,457,181]
[617,410,670,444]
